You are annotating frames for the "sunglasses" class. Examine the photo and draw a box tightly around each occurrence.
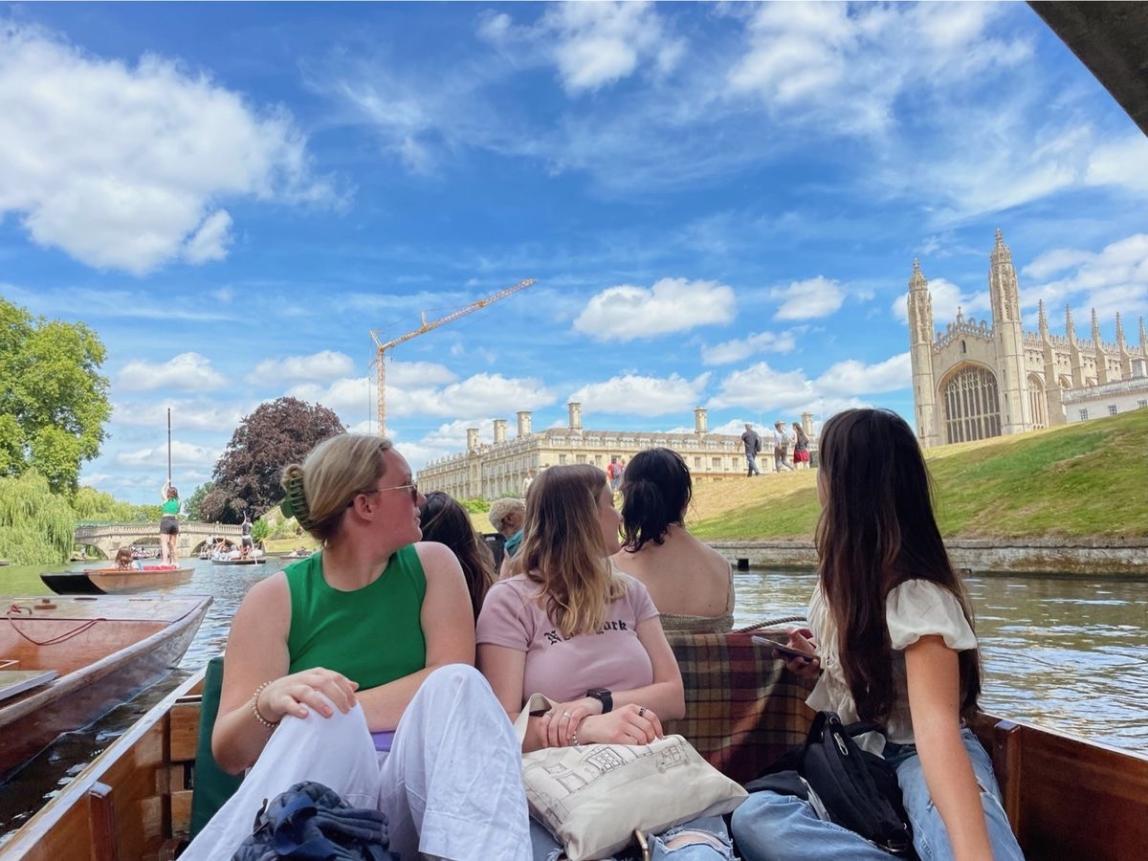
[350,482,420,507]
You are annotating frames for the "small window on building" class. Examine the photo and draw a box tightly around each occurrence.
[1108,405,1118,416]
[594,454,603,465]
[1079,409,1088,421]
[575,454,587,464]
[558,454,568,465]
[711,457,722,469]
[694,457,702,469]
[960,340,967,354]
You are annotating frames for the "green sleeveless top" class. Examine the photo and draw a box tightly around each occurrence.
[162,498,180,515]
[285,546,427,690]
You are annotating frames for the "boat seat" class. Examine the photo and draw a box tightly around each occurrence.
[189,656,243,839]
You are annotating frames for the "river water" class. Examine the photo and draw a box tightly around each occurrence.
[1,558,1147,837]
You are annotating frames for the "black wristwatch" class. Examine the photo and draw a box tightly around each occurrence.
[586,687,613,714]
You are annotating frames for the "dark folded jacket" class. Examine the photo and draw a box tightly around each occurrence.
[232,780,395,861]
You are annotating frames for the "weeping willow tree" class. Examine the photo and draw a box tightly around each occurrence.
[72,486,161,523]
[0,471,76,564]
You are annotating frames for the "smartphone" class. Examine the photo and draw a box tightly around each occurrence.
[752,634,815,663]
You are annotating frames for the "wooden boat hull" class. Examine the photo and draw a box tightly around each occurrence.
[40,568,194,596]
[210,558,266,566]
[1,631,1146,860]
[0,595,211,783]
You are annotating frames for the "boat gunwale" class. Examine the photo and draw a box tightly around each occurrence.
[0,666,207,858]
[0,596,212,726]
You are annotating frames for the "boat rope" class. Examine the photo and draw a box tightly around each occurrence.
[735,614,808,632]
[5,603,106,646]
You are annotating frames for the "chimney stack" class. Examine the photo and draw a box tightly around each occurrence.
[568,401,583,432]
[493,419,508,444]
[801,412,814,437]
[516,411,533,437]
[694,407,708,434]
[466,427,479,453]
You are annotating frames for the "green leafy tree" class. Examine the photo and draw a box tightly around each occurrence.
[184,481,215,521]
[251,516,271,544]
[203,397,345,522]
[0,298,111,493]
[72,486,160,523]
[0,471,76,564]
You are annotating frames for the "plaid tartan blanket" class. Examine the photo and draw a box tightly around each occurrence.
[664,631,815,785]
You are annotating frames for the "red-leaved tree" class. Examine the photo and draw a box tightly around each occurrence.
[201,397,345,522]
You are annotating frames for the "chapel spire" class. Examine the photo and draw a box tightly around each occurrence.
[1038,299,1049,341]
[1066,304,1076,344]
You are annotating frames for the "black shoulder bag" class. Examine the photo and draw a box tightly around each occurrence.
[746,711,916,858]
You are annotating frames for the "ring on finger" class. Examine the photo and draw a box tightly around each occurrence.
[638,706,646,717]
[561,711,571,721]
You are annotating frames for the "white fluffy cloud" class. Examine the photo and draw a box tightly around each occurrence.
[115,439,220,467]
[701,330,797,365]
[568,373,709,417]
[289,371,554,421]
[1022,234,1148,324]
[117,353,227,392]
[727,3,1024,137]
[250,351,356,384]
[111,399,246,431]
[892,277,990,328]
[771,276,844,321]
[479,2,683,95]
[0,26,329,274]
[574,277,736,341]
[544,1,683,93]
[709,353,910,412]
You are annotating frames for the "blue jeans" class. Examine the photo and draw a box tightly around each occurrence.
[731,728,1025,861]
[530,814,732,861]
[746,454,760,476]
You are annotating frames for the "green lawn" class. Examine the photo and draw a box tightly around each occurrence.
[690,409,1148,540]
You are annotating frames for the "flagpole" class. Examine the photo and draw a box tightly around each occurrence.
[167,407,172,484]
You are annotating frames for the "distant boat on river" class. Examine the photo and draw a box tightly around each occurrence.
[40,566,194,595]
[0,594,211,784]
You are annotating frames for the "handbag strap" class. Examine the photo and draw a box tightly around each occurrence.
[513,692,556,746]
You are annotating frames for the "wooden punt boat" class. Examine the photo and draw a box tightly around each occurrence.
[209,558,266,566]
[0,595,211,784]
[40,568,194,596]
[1,631,1145,861]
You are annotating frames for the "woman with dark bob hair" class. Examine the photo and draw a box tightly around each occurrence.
[612,448,734,633]
[731,410,1023,861]
[419,490,496,620]
[183,434,530,860]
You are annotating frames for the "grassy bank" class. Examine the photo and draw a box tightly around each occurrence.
[690,409,1148,541]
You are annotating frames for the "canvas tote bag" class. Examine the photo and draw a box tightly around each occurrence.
[515,693,746,860]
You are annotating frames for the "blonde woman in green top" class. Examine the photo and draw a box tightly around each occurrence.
[185,434,531,861]
[159,481,181,565]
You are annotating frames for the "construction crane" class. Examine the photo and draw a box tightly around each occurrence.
[370,278,535,437]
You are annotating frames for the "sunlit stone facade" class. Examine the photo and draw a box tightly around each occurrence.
[417,405,817,500]
[908,230,1148,447]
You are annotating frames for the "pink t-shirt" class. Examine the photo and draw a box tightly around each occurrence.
[477,572,659,704]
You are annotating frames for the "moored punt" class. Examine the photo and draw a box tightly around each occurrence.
[39,568,194,596]
[1,631,1145,860]
[0,595,211,784]
[209,558,266,566]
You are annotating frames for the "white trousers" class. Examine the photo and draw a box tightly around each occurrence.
[183,664,531,861]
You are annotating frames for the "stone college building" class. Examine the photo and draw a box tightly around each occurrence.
[418,404,816,500]
[909,230,1148,447]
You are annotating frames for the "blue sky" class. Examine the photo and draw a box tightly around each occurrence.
[1,2,1146,503]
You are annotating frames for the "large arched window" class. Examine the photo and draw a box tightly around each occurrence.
[1027,374,1047,430]
[941,364,1002,444]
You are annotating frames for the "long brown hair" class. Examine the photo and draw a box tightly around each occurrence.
[520,464,625,638]
[419,491,495,620]
[815,408,981,723]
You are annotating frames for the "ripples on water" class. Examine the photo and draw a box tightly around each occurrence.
[1,560,1146,837]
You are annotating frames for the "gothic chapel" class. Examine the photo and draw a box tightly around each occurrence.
[908,230,1148,447]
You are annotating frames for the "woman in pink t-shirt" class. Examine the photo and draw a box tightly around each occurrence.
[477,464,732,860]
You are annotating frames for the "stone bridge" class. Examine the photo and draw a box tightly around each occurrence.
[74,522,244,559]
